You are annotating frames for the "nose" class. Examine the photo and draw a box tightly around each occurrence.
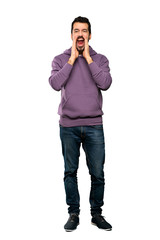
[79,30,84,36]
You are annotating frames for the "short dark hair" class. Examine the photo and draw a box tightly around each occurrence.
[71,16,91,34]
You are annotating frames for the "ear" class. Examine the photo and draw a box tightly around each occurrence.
[89,33,92,40]
[71,33,73,41]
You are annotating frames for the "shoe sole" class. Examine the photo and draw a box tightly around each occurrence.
[91,222,112,231]
[65,229,76,232]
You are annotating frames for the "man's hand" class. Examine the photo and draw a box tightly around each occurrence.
[68,36,79,65]
[83,37,93,64]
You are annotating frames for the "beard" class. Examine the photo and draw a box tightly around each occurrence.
[77,47,84,55]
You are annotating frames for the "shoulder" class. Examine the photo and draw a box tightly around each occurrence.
[52,51,70,67]
[93,52,109,66]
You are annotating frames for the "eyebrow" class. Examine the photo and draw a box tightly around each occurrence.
[74,28,88,31]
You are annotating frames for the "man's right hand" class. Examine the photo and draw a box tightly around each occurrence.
[68,36,79,65]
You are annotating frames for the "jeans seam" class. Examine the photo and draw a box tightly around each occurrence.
[83,144,95,208]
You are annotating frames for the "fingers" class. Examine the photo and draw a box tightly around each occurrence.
[73,35,78,48]
[84,37,89,52]
[84,38,89,53]
[70,35,79,63]
[84,36,88,46]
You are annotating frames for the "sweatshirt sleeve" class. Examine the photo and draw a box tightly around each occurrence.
[49,56,73,91]
[88,55,112,90]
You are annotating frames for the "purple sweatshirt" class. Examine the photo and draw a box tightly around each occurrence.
[49,46,112,127]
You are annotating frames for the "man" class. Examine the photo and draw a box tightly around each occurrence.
[49,16,112,232]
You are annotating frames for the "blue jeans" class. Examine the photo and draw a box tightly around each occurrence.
[60,125,105,216]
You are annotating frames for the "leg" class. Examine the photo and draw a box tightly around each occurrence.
[82,125,105,216]
[60,126,81,215]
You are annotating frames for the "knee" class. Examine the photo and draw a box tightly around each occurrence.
[90,164,104,179]
[64,169,78,181]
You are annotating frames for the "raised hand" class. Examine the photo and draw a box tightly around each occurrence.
[68,36,79,65]
[83,37,93,64]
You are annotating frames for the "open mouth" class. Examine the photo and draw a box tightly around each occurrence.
[77,37,85,47]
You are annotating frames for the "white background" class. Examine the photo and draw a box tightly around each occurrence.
[0,0,160,239]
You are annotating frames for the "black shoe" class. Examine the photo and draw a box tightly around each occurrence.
[91,214,112,231]
[64,213,79,232]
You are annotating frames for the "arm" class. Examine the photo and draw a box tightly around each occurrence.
[88,56,112,91]
[48,57,73,91]
[82,38,112,91]
[49,36,79,91]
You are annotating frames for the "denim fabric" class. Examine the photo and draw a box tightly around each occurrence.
[60,125,105,216]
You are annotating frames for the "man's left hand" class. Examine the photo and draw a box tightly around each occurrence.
[83,37,93,64]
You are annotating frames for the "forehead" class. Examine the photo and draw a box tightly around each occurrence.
[73,22,89,30]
